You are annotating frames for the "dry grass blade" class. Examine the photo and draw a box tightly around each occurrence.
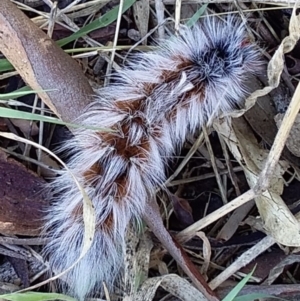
[203,127,227,204]
[209,236,276,290]
[177,189,256,243]
[165,132,205,185]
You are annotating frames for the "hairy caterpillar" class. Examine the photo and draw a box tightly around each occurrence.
[44,16,262,300]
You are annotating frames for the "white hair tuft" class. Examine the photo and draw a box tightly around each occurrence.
[44,16,262,300]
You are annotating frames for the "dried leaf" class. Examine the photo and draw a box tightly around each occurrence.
[124,226,153,295]
[214,116,300,247]
[10,118,39,136]
[170,194,194,227]
[134,274,208,301]
[232,119,300,246]
[264,254,300,285]
[0,149,47,236]
[196,232,211,276]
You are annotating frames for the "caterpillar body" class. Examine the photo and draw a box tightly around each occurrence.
[44,16,262,300]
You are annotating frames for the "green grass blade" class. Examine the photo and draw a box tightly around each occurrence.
[58,0,136,47]
[0,87,55,100]
[0,107,111,131]
[0,58,14,72]
[234,293,288,301]
[0,292,76,301]
[186,4,208,27]
[222,267,255,301]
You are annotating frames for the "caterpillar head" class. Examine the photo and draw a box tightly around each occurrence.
[192,17,262,85]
